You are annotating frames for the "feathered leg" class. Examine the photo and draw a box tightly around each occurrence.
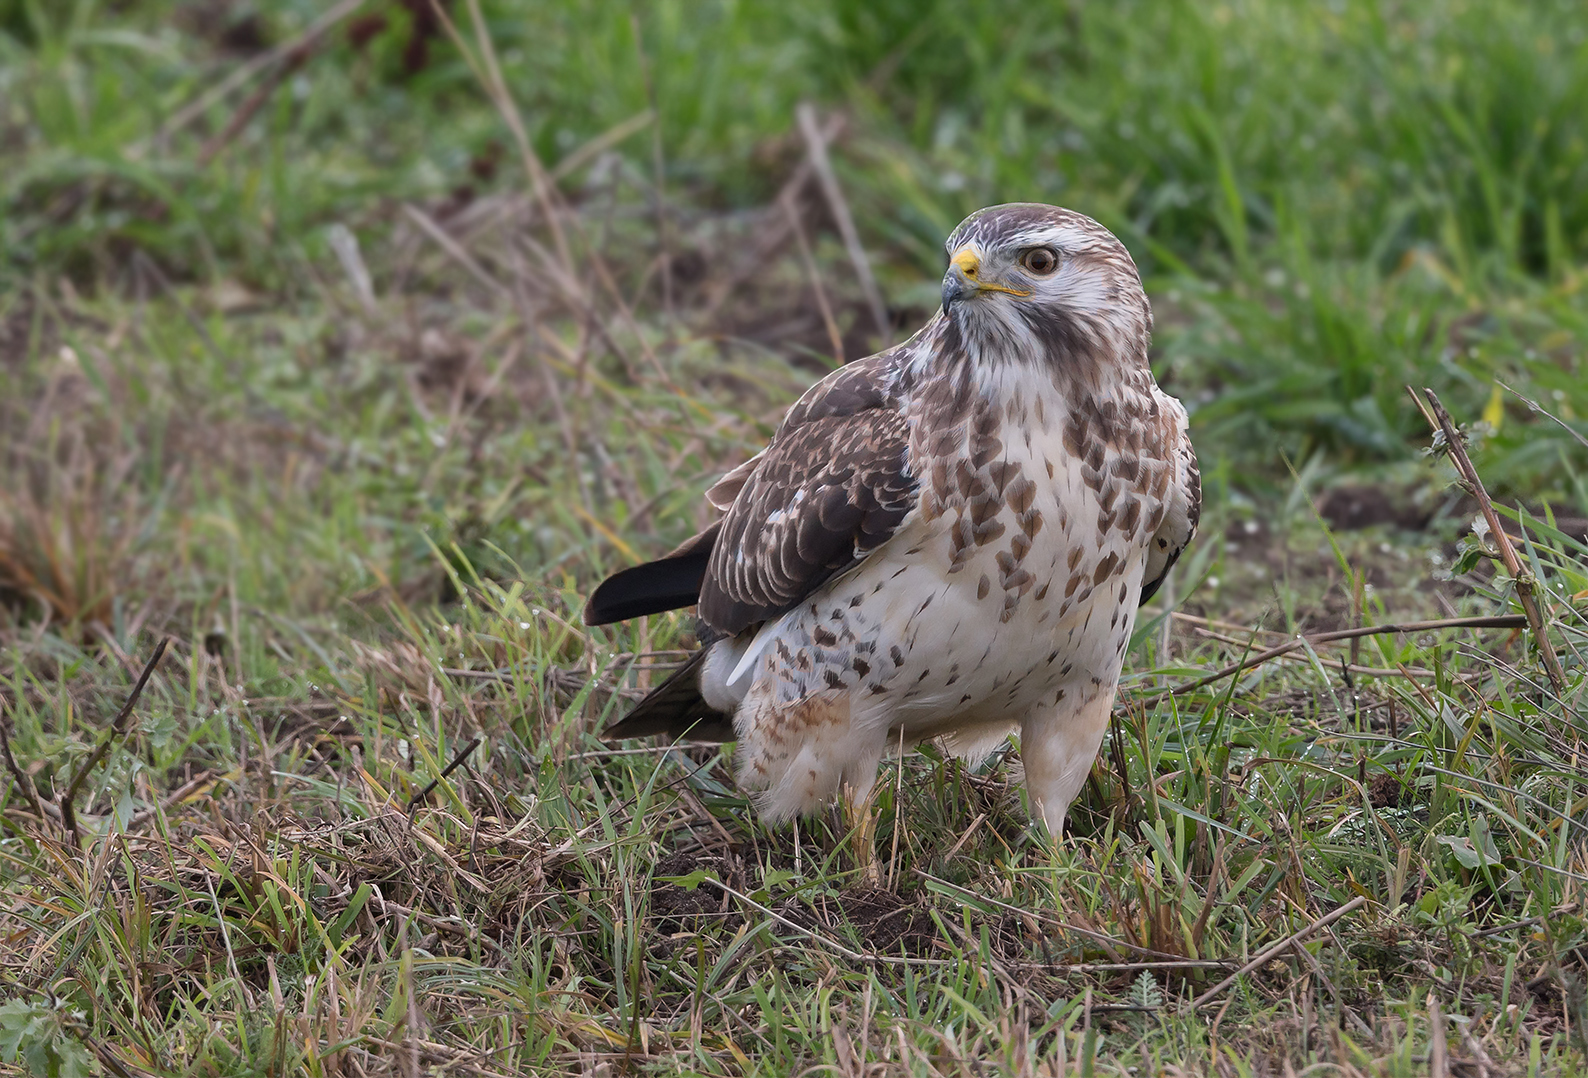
[1018,682,1116,835]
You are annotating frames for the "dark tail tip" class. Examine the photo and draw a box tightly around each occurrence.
[602,649,736,743]
[583,527,719,626]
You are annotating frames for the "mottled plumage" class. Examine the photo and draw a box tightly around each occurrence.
[584,203,1199,832]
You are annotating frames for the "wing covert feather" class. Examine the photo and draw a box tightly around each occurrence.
[699,408,916,635]
[1139,414,1200,605]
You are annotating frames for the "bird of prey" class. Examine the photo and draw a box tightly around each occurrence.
[585,203,1199,835]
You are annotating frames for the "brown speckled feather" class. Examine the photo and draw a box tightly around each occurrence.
[699,357,918,635]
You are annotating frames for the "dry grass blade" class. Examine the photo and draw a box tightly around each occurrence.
[401,204,508,298]
[630,14,673,317]
[1498,381,1588,452]
[797,102,890,345]
[548,109,654,182]
[1188,895,1366,1009]
[430,0,573,272]
[700,113,843,320]
[0,442,140,628]
[1412,386,1569,698]
[702,877,949,968]
[60,637,169,840]
[1429,995,1449,1078]
[1138,615,1528,706]
[781,193,846,363]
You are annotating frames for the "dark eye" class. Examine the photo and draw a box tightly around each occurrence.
[1021,247,1060,275]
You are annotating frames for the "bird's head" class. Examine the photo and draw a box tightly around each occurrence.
[939,203,1151,372]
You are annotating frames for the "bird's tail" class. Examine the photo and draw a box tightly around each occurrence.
[602,648,736,743]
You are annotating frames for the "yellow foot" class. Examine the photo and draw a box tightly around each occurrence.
[842,783,881,888]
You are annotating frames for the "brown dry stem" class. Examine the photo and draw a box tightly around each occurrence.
[1413,386,1569,699]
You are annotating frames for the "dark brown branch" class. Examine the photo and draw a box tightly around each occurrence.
[143,0,367,153]
[406,737,482,813]
[1414,386,1568,698]
[1138,615,1528,708]
[61,638,169,841]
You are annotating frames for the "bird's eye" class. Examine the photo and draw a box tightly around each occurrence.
[1021,247,1060,275]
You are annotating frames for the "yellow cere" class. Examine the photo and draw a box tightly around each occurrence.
[951,245,1032,298]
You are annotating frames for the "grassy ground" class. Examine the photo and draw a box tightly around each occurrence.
[2,0,1588,1074]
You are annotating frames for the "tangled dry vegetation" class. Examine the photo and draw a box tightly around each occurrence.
[3,2,1588,1076]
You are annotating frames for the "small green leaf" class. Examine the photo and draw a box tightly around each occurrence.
[658,868,717,891]
[1438,834,1483,870]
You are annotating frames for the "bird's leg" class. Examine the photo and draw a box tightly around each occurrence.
[841,780,882,888]
[1019,686,1115,839]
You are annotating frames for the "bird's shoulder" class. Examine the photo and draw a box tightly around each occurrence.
[696,350,924,635]
[705,346,914,510]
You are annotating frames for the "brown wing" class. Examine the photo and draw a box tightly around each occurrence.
[699,407,917,635]
[584,353,914,633]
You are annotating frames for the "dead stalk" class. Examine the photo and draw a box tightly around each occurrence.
[796,102,890,346]
[1189,895,1367,1009]
[144,0,368,153]
[701,114,843,319]
[781,193,847,363]
[1413,386,1568,698]
[61,637,169,841]
[1136,614,1527,708]
[629,14,673,318]
[406,737,483,813]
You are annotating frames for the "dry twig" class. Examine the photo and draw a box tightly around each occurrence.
[1412,386,1568,697]
[796,102,890,345]
[146,0,367,154]
[196,43,315,167]
[407,736,483,812]
[1188,895,1366,1009]
[61,637,168,841]
[0,713,46,822]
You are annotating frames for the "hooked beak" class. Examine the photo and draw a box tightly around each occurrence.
[941,245,1031,312]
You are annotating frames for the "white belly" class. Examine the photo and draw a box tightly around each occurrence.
[743,441,1149,714]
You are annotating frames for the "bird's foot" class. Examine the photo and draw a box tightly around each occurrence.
[841,782,882,888]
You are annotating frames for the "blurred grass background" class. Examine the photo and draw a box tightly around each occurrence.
[2,0,1588,1074]
[6,0,1588,502]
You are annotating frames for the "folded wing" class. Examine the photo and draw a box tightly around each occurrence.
[1139,418,1201,605]
[700,409,917,634]
[584,354,917,634]
[586,356,918,742]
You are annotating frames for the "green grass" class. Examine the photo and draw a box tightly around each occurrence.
[2,0,1588,1073]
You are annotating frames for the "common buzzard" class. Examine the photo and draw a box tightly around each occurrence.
[585,203,1200,834]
